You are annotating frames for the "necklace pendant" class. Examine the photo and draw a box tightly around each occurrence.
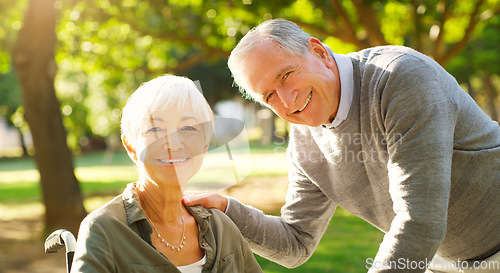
[146,206,186,252]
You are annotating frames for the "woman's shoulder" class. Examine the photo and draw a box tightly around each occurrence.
[186,205,236,229]
[81,194,126,227]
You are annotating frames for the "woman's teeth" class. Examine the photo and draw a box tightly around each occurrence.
[159,158,188,164]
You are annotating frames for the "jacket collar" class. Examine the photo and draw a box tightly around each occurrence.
[122,182,212,230]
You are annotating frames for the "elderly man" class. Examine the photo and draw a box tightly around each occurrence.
[184,19,499,273]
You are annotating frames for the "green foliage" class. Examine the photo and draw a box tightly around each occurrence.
[1,0,498,153]
[446,12,500,82]
[0,0,28,72]
[472,13,500,75]
[0,72,21,124]
[0,0,27,132]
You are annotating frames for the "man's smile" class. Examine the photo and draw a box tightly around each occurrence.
[295,92,312,114]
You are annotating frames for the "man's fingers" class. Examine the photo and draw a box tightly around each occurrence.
[182,192,228,212]
[182,191,211,205]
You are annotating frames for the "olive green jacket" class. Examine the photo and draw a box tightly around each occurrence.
[71,183,262,273]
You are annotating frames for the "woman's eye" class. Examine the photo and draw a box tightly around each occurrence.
[146,127,162,133]
[182,126,198,131]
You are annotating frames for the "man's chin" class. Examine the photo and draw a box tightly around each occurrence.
[296,120,324,127]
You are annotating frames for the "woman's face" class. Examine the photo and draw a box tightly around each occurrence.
[134,107,211,190]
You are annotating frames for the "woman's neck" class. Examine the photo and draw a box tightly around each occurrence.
[136,177,184,224]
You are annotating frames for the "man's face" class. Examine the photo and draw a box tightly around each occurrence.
[240,38,341,127]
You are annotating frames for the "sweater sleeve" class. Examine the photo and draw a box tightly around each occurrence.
[368,54,457,272]
[226,158,336,268]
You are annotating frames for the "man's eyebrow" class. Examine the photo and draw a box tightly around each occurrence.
[259,65,296,102]
[275,65,295,80]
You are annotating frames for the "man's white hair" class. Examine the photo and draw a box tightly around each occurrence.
[120,74,213,148]
[228,19,311,101]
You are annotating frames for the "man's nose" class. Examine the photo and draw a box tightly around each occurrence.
[276,88,298,108]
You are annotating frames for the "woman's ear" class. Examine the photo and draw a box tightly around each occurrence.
[204,136,212,154]
[122,136,137,162]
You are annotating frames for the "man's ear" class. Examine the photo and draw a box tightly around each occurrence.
[307,37,334,68]
[122,135,137,162]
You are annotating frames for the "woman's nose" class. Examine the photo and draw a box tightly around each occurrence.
[164,133,183,151]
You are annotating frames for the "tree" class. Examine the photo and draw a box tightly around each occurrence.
[0,72,28,156]
[0,0,28,156]
[271,0,498,66]
[2,0,498,236]
[447,12,500,121]
[12,0,86,235]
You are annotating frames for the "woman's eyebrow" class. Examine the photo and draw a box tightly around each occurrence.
[148,116,198,124]
[180,116,199,122]
[147,116,163,128]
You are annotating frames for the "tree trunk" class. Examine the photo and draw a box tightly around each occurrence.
[15,126,28,157]
[466,78,476,101]
[482,74,498,122]
[12,0,86,236]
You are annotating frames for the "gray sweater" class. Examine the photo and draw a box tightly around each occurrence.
[226,46,499,272]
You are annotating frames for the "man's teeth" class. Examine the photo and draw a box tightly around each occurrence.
[298,92,312,112]
[159,158,188,164]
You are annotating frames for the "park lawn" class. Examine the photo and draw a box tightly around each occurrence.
[0,152,136,205]
[0,144,290,205]
[256,207,384,273]
[0,147,384,272]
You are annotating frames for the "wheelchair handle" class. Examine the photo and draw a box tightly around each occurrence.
[44,229,76,273]
[45,229,76,253]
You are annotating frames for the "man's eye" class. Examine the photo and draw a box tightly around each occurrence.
[282,71,292,80]
[265,92,274,103]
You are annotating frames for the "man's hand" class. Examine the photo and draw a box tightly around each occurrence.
[182,191,228,212]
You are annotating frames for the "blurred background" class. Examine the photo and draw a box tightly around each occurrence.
[0,0,499,272]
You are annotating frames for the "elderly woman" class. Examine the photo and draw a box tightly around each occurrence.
[71,75,262,273]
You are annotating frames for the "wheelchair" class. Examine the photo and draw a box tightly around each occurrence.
[44,229,77,273]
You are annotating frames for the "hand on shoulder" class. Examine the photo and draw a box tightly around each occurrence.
[182,191,228,212]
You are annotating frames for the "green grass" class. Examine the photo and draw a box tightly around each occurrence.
[0,152,137,204]
[0,147,288,204]
[0,146,384,272]
[256,208,383,272]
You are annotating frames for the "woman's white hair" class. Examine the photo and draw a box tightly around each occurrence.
[228,19,311,101]
[120,74,214,147]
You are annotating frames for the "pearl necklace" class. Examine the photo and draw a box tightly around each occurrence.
[146,207,186,251]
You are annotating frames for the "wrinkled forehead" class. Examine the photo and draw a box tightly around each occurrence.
[239,41,301,97]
